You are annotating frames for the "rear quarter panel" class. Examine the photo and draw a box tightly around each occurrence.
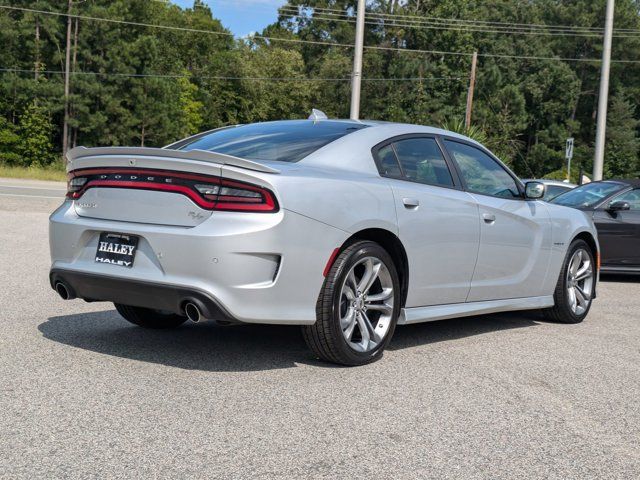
[222,159,398,236]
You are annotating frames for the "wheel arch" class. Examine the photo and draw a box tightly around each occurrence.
[572,230,599,298]
[342,228,409,308]
[573,231,599,263]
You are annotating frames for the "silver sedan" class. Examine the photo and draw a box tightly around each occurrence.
[49,118,599,365]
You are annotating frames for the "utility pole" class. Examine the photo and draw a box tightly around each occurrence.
[465,51,478,130]
[593,0,615,181]
[349,0,366,120]
[62,0,73,162]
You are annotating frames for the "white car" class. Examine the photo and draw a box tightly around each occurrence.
[49,119,599,365]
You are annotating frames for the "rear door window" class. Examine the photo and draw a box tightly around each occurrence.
[393,138,454,187]
[374,137,454,188]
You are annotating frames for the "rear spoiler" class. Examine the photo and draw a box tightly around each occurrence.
[66,146,280,174]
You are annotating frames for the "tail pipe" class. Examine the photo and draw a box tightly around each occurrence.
[54,281,76,300]
[183,299,210,323]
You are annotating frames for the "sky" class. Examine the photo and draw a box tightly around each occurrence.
[171,0,288,37]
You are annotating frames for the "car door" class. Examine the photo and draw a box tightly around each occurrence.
[373,136,480,307]
[442,138,552,302]
[593,188,640,268]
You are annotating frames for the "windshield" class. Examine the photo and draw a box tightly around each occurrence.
[173,120,367,163]
[551,182,625,208]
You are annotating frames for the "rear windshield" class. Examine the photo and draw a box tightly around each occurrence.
[174,120,367,163]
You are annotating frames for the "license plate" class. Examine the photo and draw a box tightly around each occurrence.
[95,232,139,268]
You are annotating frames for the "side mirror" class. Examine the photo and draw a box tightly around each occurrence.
[607,200,631,212]
[525,181,546,200]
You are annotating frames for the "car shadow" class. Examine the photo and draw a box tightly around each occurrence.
[39,309,541,372]
[389,310,541,351]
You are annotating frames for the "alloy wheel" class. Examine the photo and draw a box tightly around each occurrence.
[566,248,594,316]
[338,256,395,353]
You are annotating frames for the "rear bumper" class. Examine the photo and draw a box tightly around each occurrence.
[49,201,347,325]
[50,269,237,322]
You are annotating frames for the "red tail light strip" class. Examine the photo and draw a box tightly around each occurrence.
[75,180,217,209]
[67,168,278,212]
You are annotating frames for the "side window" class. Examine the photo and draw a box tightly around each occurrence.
[392,138,454,187]
[610,189,640,210]
[544,185,571,201]
[376,144,402,177]
[444,140,520,199]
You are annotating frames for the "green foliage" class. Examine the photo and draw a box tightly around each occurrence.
[441,117,489,144]
[0,0,639,180]
[604,92,640,178]
[543,164,584,184]
[0,117,21,164]
[17,101,56,167]
[177,74,204,138]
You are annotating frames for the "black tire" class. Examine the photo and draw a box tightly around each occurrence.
[114,303,187,329]
[542,239,595,324]
[302,241,401,366]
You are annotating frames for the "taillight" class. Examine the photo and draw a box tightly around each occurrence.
[67,168,278,212]
[67,177,87,197]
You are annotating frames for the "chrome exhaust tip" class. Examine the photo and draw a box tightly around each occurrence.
[184,302,202,323]
[55,282,72,300]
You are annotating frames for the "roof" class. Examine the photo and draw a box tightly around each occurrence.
[606,178,640,188]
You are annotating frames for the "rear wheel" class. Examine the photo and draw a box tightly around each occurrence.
[302,241,401,366]
[543,239,595,324]
[114,303,187,329]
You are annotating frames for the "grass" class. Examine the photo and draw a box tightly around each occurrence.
[0,164,67,182]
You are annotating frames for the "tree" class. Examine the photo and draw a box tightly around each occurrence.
[177,74,204,138]
[0,117,21,164]
[1,0,640,180]
[604,92,640,178]
[17,100,56,167]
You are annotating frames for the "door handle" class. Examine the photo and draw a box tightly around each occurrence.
[482,213,496,224]
[402,198,420,209]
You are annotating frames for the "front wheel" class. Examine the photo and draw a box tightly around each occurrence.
[302,241,401,366]
[114,303,188,329]
[543,239,596,324]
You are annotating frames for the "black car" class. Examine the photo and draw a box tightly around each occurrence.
[552,179,640,274]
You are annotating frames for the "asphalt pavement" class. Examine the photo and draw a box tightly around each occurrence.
[0,177,66,200]
[1,179,639,479]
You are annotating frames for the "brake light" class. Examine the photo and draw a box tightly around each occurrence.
[67,168,278,212]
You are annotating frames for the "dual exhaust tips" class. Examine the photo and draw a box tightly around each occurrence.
[55,280,208,324]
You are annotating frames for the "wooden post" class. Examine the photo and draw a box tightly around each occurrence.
[62,0,73,162]
[34,17,40,80]
[465,51,478,130]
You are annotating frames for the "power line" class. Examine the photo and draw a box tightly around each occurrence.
[0,67,464,82]
[295,4,640,35]
[2,4,639,64]
[281,10,606,38]
[0,5,354,49]
[366,44,640,64]
[280,6,640,38]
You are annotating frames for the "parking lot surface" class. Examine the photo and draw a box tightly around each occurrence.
[1,183,639,479]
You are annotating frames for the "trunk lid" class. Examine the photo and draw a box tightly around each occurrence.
[67,146,279,227]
